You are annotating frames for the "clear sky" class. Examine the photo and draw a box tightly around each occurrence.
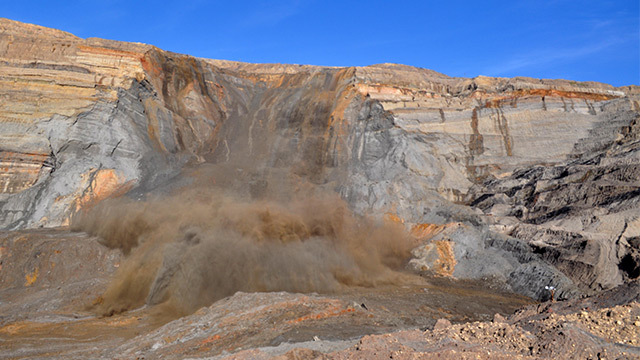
[2,1,638,86]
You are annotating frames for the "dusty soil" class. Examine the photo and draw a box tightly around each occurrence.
[1,229,532,359]
[228,282,640,360]
[2,229,638,359]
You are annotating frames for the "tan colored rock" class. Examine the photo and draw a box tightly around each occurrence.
[433,318,452,330]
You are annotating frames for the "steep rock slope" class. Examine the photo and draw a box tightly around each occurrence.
[1,18,639,300]
[470,98,640,295]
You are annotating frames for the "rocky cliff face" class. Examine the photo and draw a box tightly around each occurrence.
[1,18,638,302]
[470,98,640,295]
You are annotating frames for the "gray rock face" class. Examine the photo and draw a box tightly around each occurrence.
[1,18,639,303]
[0,82,190,229]
[470,96,640,294]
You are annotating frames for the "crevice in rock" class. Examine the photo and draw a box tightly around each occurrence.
[618,254,640,279]
[110,139,123,157]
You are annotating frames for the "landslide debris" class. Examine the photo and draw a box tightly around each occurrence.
[225,281,640,360]
[0,230,532,359]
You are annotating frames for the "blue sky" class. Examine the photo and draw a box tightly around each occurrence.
[2,1,638,86]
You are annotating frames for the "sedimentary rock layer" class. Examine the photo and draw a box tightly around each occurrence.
[1,18,638,300]
[470,97,640,295]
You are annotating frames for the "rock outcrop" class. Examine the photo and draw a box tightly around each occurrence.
[469,97,640,295]
[1,18,639,303]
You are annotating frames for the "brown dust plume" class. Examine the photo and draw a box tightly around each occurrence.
[73,183,416,317]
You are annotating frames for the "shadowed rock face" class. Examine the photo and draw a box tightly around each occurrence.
[1,18,639,302]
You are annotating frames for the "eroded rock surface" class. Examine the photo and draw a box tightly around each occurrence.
[2,18,637,302]
[470,97,640,295]
[1,17,640,359]
[0,229,121,323]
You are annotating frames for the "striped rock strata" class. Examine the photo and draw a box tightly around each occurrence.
[1,18,639,300]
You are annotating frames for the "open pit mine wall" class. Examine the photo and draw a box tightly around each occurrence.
[1,18,639,300]
[0,18,385,229]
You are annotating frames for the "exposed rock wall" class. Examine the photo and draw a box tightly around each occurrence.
[470,96,640,295]
[1,18,638,300]
[0,18,150,228]
[353,64,627,204]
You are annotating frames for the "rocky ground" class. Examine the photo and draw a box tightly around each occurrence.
[225,282,640,360]
[0,229,534,359]
[1,229,639,359]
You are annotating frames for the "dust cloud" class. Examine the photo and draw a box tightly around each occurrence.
[72,169,416,317]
